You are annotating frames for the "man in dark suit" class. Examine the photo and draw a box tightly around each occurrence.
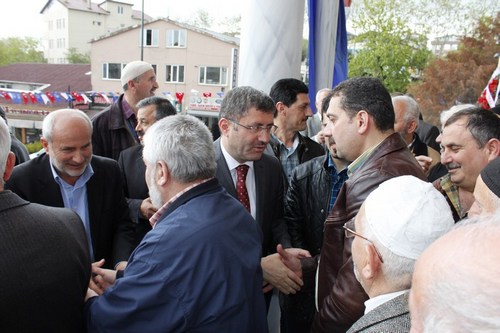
[118,96,177,246]
[6,109,135,270]
[214,86,309,306]
[0,117,91,333]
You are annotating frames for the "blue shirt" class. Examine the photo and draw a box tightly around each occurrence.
[327,154,349,213]
[51,162,95,260]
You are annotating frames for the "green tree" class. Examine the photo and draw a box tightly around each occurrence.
[66,47,90,64]
[348,0,432,93]
[187,9,214,29]
[0,37,46,66]
[407,14,500,125]
[218,15,241,37]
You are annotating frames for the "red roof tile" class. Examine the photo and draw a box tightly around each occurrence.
[0,63,91,92]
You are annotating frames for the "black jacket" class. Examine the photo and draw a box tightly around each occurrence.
[284,154,332,256]
[268,133,325,179]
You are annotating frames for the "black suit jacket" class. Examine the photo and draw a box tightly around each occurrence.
[0,190,90,333]
[416,119,440,152]
[5,153,135,268]
[118,144,151,246]
[214,139,291,255]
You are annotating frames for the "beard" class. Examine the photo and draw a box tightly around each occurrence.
[147,168,164,209]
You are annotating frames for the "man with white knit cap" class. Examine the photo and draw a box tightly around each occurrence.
[346,175,454,333]
[92,60,158,160]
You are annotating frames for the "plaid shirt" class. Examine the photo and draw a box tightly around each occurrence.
[273,134,300,183]
[327,154,349,213]
[439,173,465,218]
[149,178,214,229]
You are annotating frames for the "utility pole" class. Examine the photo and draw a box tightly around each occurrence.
[140,0,144,60]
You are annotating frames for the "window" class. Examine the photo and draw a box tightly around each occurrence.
[141,29,159,47]
[117,6,123,14]
[56,18,65,29]
[166,65,185,83]
[102,63,125,80]
[166,29,187,48]
[198,66,227,85]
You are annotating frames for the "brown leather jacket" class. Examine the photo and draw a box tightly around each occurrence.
[308,133,426,333]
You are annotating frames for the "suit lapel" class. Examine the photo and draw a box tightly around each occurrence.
[39,154,65,207]
[86,159,101,249]
[214,139,237,197]
[253,159,265,228]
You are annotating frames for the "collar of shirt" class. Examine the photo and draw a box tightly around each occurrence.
[220,142,256,218]
[348,139,384,177]
[364,289,409,314]
[50,159,94,188]
[220,140,255,173]
[327,153,338,172]
[121,98,135,120]
[440,173,465,218]
[408,134,416,150]
[272,133,300,155]
[149,177,214,229]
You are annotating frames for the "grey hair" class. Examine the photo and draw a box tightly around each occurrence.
[219,86,275,121]
[315,88,334,103]
[439,104,475,127]
[0,117,11,181]
[392,95,420,126]
[142,115,216,183]
[444,107,500,148]
[420,212,500,332]
[358,215,415,290]
[42,109,92,143]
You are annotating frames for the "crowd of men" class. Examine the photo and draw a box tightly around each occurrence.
[1,60,499,333]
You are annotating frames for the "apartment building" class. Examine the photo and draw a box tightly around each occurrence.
[40,0,150,64]
[90,18,239,122]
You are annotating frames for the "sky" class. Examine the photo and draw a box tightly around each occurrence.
[0,0,241,39]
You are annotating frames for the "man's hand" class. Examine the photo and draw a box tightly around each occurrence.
[89,259,118,294]
[277,244,307,279]
[89,259,106,295]
[415,155,432,174]
[261,252,304,295]
[140,197,157,219]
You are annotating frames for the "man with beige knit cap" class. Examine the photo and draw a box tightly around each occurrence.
[92,60,158,160]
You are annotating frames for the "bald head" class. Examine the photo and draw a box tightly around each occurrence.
[41,109,93,185]
[409,214,500,332]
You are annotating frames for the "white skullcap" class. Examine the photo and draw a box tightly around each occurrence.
[120,61,154,87]
[364,175,454,260]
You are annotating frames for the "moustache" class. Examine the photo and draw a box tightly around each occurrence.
[445,163,461,170]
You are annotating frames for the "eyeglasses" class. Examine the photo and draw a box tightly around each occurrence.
[227,118,277,134]
[343,219,384,263]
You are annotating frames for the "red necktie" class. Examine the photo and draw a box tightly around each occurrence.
[236,164,250,212]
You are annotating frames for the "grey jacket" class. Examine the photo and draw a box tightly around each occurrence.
[347,292,410,333]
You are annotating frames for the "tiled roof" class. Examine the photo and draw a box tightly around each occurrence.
[41,0,108,15]
[0,63,92,92]
[41,0,152,20]
[92,18,240,46]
